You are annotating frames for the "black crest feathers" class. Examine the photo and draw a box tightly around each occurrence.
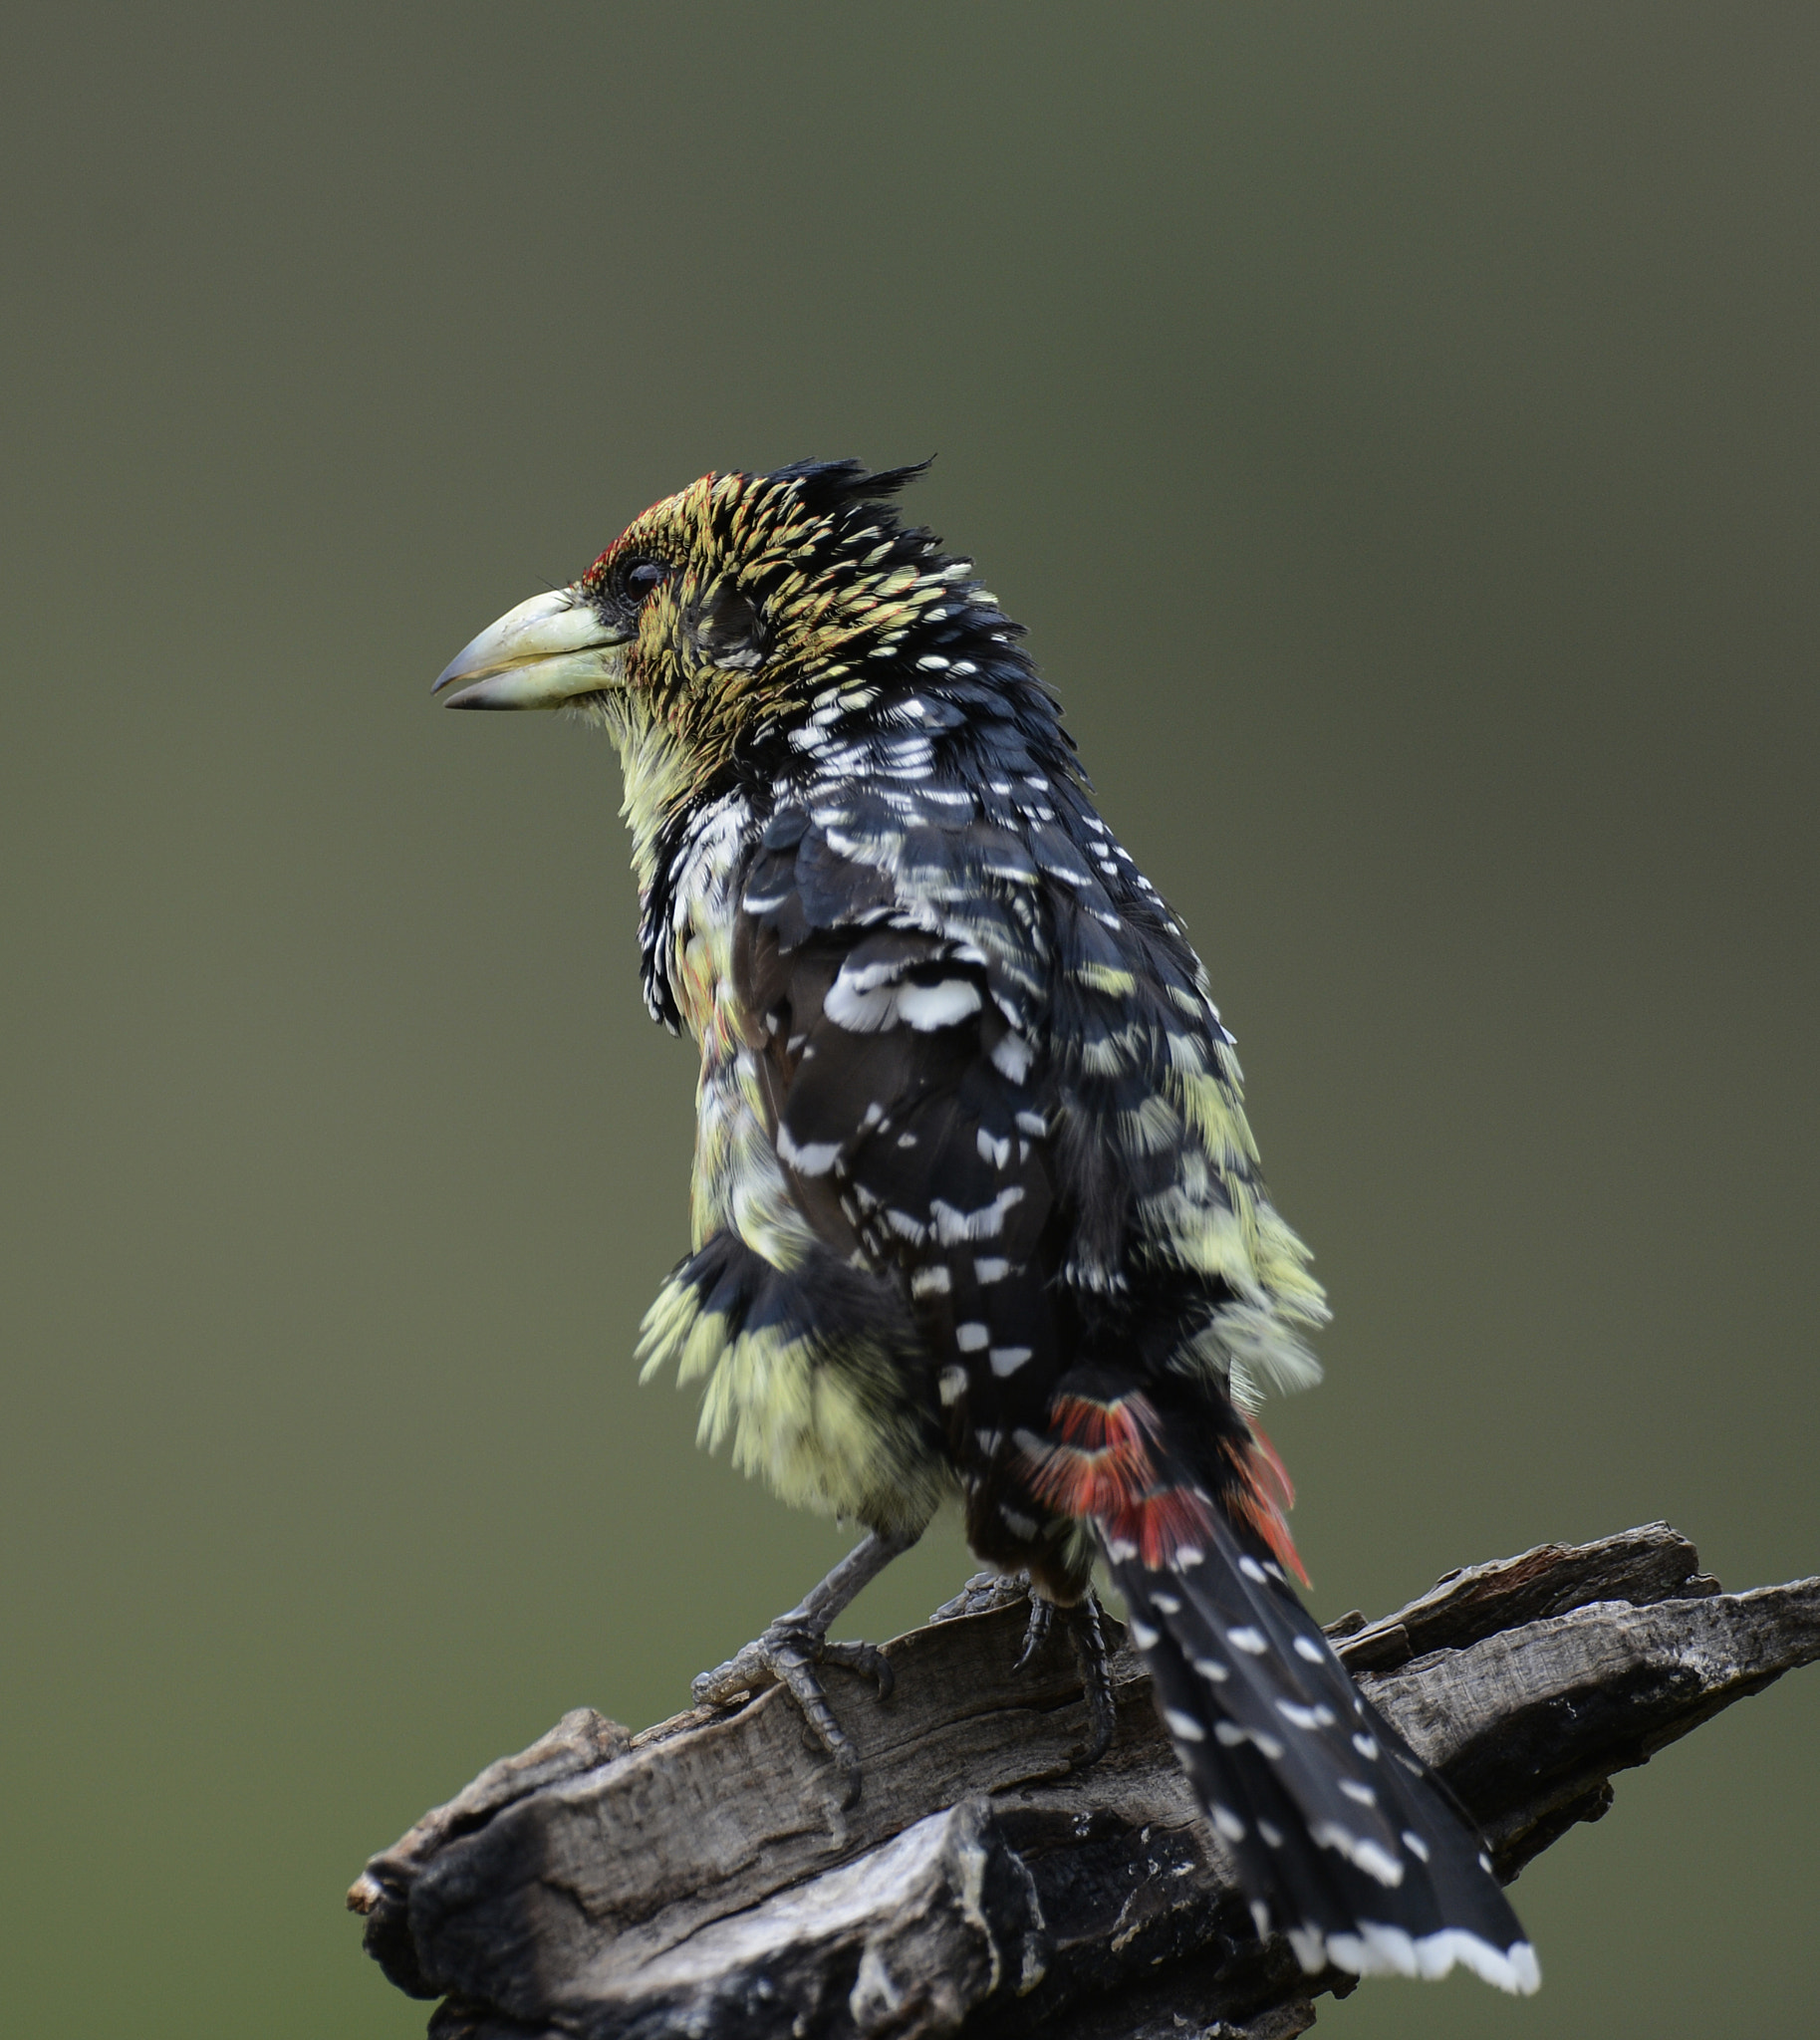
[767,455,936,518]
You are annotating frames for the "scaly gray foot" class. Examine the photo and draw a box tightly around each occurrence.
[1065,1595,1117,1771]
[929,1568,1032,1623]
[692,1525,923,1807]
[931,1572,1118,1773]
[692,1622,894,1807]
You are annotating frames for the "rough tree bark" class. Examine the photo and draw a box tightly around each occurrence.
[350,1523,1819,2040]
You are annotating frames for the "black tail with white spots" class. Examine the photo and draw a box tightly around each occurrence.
[1111,1502,1538,1992]
[1027,1374,1537,1991]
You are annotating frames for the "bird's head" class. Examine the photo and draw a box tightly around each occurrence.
[433,458,1015,790]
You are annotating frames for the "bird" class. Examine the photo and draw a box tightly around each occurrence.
[432,457,1539,1995]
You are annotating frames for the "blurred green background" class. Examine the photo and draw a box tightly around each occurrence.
[2,6,1814,2035]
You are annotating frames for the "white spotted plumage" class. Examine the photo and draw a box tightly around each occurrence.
[443,458,1537,2001]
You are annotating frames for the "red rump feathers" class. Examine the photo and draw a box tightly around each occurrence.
[1227,1421,1311,1587]
[1028,1390,1162,1514]
[1026,1389,1217,1570]
[1023,1388,1307,1582]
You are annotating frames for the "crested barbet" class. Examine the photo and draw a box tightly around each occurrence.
[434,459,1539,1994]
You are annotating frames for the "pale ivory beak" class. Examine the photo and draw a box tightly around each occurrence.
[432,589,633,709]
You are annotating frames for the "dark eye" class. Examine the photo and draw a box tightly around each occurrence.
[618,557,668,610]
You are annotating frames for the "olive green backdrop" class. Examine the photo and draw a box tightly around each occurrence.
[2,6,1814,2036]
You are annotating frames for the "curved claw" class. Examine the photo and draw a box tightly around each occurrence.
[1013,1594,1056,1672]
[821,1638,896,1702]
[766,1639,868,1809]
[691,1621,895,1809]
[1068,1597,1118,1772]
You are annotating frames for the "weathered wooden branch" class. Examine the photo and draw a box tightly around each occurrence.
[350,1524,1819,2040]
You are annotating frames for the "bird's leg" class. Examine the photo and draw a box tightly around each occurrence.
[938,1575,1117,1771]
[1066,1594,1117,1771]
[1012,1588,1054,1668]
[691,1523,923,1806]
[1007,1586,1117,1771]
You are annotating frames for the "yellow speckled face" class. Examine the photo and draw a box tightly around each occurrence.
[572,466,949,789]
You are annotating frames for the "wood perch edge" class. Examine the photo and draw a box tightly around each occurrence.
[350,1523,1820,2040]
